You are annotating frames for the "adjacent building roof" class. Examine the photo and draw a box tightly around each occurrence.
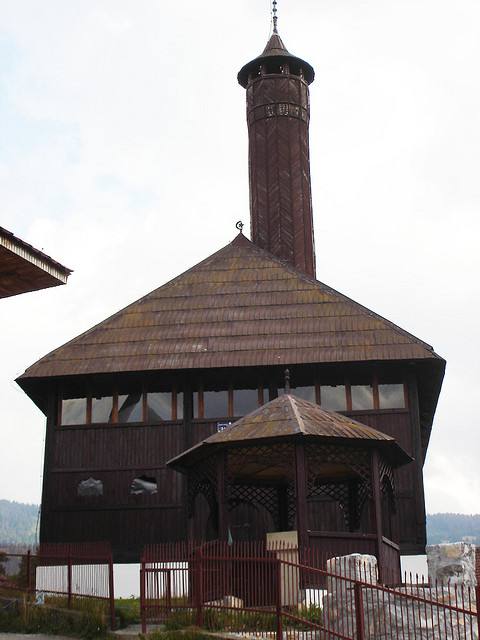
[0,226,71,299]
[168,393,413,471]
[18,233,442,382]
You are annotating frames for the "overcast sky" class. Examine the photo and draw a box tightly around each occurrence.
[1,0,479,516]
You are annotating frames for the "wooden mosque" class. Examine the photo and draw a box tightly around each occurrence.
[17,11,444,569]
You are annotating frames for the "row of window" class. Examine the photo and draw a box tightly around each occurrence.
[60,382,407,426]
[61,392,183,426]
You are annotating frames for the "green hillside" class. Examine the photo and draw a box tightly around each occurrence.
[427,513,480,545]
[0,500,38,545]
[0,500,479,547]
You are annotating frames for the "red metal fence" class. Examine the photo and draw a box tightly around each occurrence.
[0,542,115,629]
[141,540,480,640]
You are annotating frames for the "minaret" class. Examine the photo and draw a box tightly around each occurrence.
[238,18,316,277]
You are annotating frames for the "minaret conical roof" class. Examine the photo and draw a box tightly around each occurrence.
[238,31,315,87]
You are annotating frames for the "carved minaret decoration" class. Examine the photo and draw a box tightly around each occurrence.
[238,21,316,277]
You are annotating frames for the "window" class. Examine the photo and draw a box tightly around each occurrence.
[204,390,228,419]
[320,386,346,411]
[118,393,143,423]
[351,385,374,410]
[77,478,103,496]
[175,392,184,420]
[379,384,406,409]
[147,392,172,421]
[91,396,114,423]
[234,389,258,416]
[130,476,157,495]
[61,398,87,425]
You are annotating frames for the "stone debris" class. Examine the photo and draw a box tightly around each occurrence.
[324,547,478,640]
[427,542,477,586]
[205,595,244,609]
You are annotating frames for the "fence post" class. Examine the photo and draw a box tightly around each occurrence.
[108,555,116,630]
[67,555,72,609]
[166,569,172,612]
[195,547,204,628]
[26,550,31,596]
[276,558,283,640]
[354,582,365,640]
[140,561,146,634]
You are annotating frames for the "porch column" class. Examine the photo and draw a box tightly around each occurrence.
[216,451,228,540]
[371,449,385,581]
[294,443,308,547]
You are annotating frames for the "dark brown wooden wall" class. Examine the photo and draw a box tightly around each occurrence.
[40,370,427,561]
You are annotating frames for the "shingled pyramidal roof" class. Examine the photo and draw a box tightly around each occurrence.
[19,233,442,381]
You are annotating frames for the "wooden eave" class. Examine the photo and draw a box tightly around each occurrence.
[0,226,72,299]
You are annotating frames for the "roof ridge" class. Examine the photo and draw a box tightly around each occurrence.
[284,394,395,440]
[286,394,306,435]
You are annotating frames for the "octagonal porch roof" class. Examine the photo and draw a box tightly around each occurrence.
[167,393,413,472]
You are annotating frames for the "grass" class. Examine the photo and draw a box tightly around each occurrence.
[115,596,141,627]
[146,603,323,634]
[0,594,109,639]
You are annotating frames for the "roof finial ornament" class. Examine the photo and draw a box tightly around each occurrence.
[284,368,290,393]
[236,221,244,234]
[272,0,279,34]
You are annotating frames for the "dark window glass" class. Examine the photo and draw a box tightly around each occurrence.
[234,389,258,416]
[147,392,171,422]
[91,396,114,423]
[204,390,228,419]
[193,392,200,418]
[118,393,143,423]
[379,384,405,409]
[320,386,346,411]
[176,392,184,420]
[61,398,87,425]
[351,385,374,410]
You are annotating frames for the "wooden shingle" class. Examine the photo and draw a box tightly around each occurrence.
[18,233,442,381]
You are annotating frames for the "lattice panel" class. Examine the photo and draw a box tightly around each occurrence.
[226,443,295,483]
[379,460,396,496]
[380,468,396,515]
[306,444,372,531]
[308,481,349,505]
[228,484,281,529]
[187,457,218,518]
[286,482,296,530]
[305,444,371,489]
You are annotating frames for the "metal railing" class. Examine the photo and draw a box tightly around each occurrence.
[0,542,115,629]
[140,540,480,640]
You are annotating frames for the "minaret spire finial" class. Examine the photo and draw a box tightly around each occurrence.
[272,0,278,34]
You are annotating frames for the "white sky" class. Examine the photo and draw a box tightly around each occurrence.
[1,0,479,515]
